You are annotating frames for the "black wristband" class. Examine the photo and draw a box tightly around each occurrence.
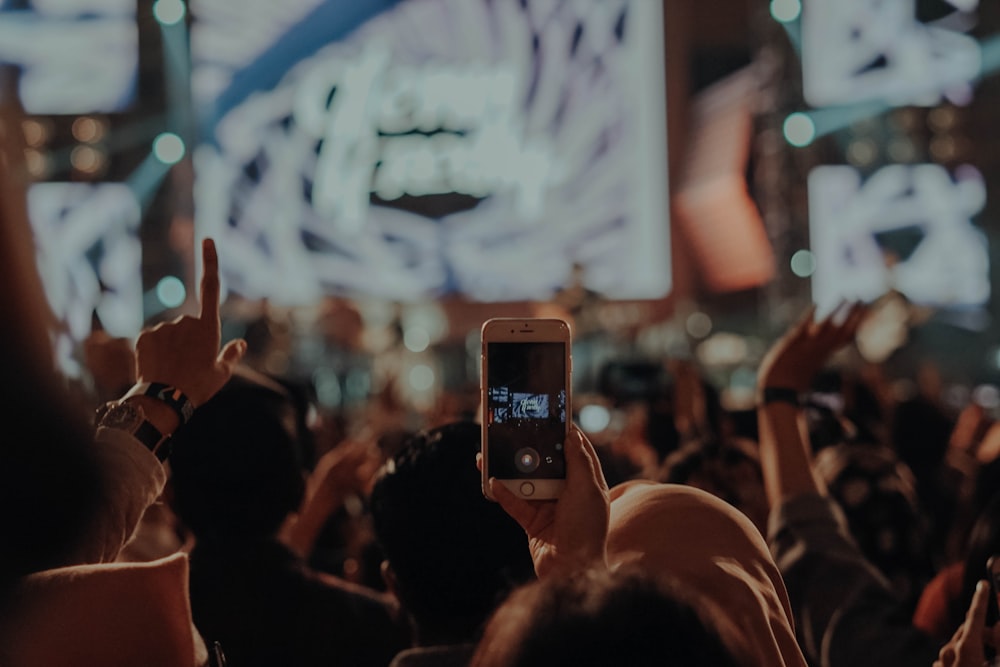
[758,386,801,407]
[124,382,195,424]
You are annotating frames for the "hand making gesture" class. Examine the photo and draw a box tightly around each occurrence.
[134,238,246,407]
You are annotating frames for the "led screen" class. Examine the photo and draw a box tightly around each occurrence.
[0,0,138,113]
[190,0,671,304]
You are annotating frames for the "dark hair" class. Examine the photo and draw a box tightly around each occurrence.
[369,421,535,642]
[168,373,306,540]
[470,566,746,667]
[0,370,103,601]
[659,437,768,532]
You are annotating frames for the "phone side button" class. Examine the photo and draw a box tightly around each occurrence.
[519,482,535,496]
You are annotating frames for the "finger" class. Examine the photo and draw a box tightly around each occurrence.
[965,580,990,637]
[788,304,818,339]
[475,451,483,473]
[490,477,543,530]
[564,427,596,487]
[573,426,608,492]
[199,238,221,325]
[217,338,247,371]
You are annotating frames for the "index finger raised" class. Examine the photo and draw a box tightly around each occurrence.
[199,237,221,324]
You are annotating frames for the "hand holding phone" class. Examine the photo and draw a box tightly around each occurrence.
[486,427,610,578]
[481,318,572,500]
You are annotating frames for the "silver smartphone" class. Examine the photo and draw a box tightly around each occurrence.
[481,318,571,500]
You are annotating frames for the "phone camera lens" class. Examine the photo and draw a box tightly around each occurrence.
[514,447,540,473]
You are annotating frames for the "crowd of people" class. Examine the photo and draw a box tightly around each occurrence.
[3,126,1000,667]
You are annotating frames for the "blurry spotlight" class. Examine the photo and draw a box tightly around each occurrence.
[973,385,1000,411]
[770,0,801,23]
[21,119,49,147]
[928,106,958,132]
[155,275,186,308]
[790,249,816,277]
[403,326,431,353]
[72,116,105,143]
[153,0,186,25]
[409,364,435,392]
[312,368,343,408]
[579,404,611,433]
[783,113,815,147]
[24,149,50,178]
[70,145,105,174]
[887,139,918,163]
[685,312,713,339]
[153,132,185,164]
[846,139,877,166]
[930,136,958,161]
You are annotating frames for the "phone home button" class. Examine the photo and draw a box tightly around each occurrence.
[519,482,535,496]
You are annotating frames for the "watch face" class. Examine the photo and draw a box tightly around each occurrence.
[98,401,145,432]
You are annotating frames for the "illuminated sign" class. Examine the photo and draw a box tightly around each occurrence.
[0,0,137,113]
[194,0,671,304]
[801,0,981,107]
[27,183,143,374]
[808,164,989,312]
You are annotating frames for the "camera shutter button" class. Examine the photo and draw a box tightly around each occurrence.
[519,482,535,496]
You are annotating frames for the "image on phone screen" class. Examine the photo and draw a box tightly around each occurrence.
[486,341,567,480]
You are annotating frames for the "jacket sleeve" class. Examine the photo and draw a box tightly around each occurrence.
[768,492,941,667]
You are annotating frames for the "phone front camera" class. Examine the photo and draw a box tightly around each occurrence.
[514,447,540,473]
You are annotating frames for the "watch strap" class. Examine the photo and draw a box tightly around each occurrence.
[96,401,172,462]
[125,382,195,424]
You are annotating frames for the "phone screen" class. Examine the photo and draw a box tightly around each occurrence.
[486,341,568,480]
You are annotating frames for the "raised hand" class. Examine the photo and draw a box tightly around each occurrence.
[487,426,610,578]
[134,238,246,407]
[933,580,999,667]
[757,302,867,394]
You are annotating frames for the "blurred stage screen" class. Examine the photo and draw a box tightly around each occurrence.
[190,0,672,305]
[787,0,996,317]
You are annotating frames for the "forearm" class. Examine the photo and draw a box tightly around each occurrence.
[757,401,826,507]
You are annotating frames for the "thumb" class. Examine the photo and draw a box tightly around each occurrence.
[217,338,247,370]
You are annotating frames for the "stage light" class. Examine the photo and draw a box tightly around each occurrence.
[24,149,49,178]
[770,0,801,23]
[153,132,185,164]
[403,326,430,353]
[579,405,611,433]
[153,0,186,26]
[930,136,957,161]
[312,367,343,408]
[790,249,816,277]
[408,364,435,392]
[783,112,815,147]
[846,139,877,166]
[71,145,105,174]
[685,312,712,339]
[887,139,918,163]
[72,117,104,143]
[155,275,186,308]
[21,119,49,148]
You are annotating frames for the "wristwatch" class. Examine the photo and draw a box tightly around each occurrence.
[96,400,171,462]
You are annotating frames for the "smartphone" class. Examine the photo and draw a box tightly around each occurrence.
[481,318,571,500]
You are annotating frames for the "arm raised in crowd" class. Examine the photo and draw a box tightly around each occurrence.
[756,303,865,506]
[86,238,246,564]
[486,426,610,578]
[758,303,943,667]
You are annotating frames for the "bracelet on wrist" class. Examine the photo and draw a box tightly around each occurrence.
[757,386,802,408]
[124,382,195,424]
[95,400,172,462]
